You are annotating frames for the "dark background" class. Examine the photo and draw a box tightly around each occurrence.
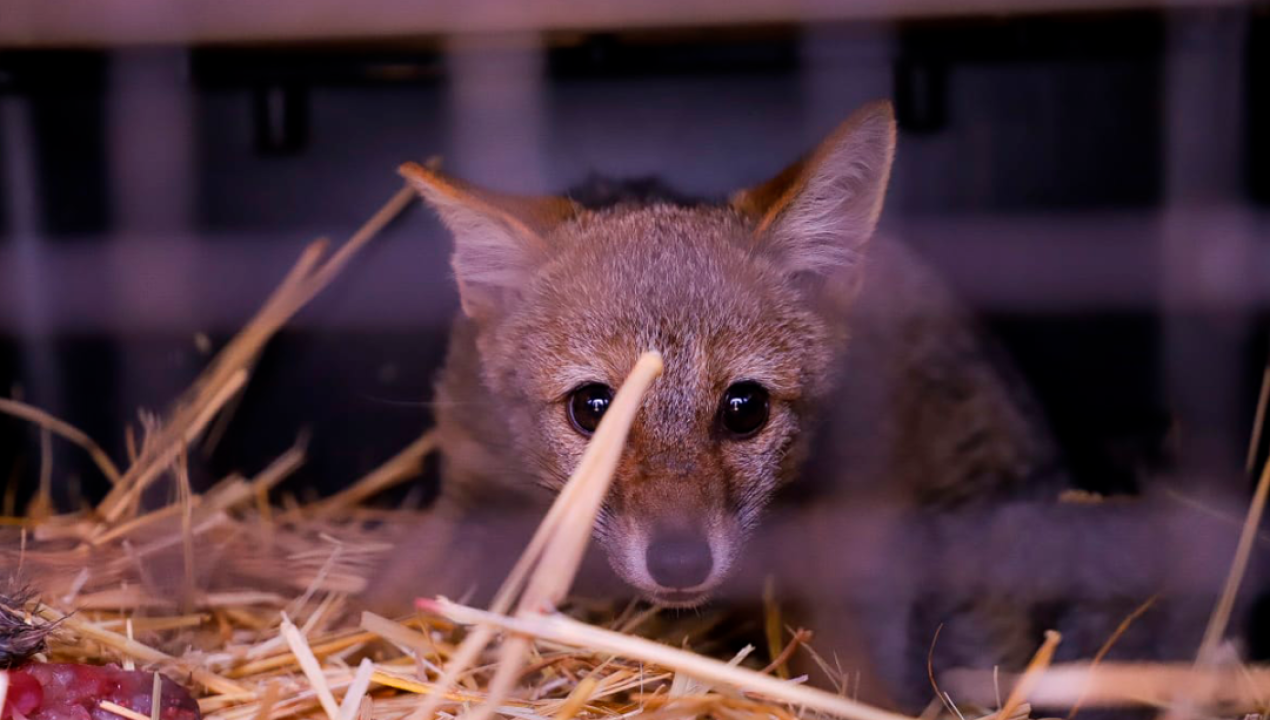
[0,2,1267,645]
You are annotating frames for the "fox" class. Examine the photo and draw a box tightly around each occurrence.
[367,100,1235,708]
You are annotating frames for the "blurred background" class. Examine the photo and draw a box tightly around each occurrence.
[0,0,1267,648]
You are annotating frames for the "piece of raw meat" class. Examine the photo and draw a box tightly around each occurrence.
[2,665,201,720]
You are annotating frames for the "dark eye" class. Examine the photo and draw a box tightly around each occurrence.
[568,383,613,435]
[719,382,770,438]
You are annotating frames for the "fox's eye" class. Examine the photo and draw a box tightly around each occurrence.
[719,382,770,438]
[568,383,613,435]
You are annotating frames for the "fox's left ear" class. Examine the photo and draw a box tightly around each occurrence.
[730,100,896,296]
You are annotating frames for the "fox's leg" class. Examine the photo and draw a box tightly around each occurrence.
[758,504,914,710]
[910,595,1038,713]
[786,597,907,709]
[362,495,541,616]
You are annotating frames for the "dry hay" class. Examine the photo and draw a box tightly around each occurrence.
[1,183,1269,720]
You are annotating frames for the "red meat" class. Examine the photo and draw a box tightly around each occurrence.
[1,665,200,720]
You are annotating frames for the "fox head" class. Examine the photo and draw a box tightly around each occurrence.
[404,101,896,606]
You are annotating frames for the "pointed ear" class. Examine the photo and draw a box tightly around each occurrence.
[730,101,896,295]
[400,162,581,321]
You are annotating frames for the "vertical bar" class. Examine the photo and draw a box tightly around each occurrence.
[106,48,198,412]
[444,32,549,191]
[1,96,61,413]
[800,22,896,139]
[1160,6,1254,489]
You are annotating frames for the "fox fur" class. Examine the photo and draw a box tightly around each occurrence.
[367,101,1255,709]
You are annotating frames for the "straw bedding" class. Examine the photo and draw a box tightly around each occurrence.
[1,185,1268,720]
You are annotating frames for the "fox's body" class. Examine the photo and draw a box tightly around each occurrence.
[416,214,1064,704]
[369,102,1230,709]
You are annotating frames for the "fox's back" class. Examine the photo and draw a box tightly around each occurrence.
[817,233,1064,505]
[765,232,1068,703]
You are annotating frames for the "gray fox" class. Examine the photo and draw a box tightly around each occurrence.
[368,101,1238,709]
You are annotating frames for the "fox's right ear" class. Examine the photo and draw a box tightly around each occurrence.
[400,162,581,321]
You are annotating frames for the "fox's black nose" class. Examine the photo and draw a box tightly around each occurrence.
[646,531,713,589]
